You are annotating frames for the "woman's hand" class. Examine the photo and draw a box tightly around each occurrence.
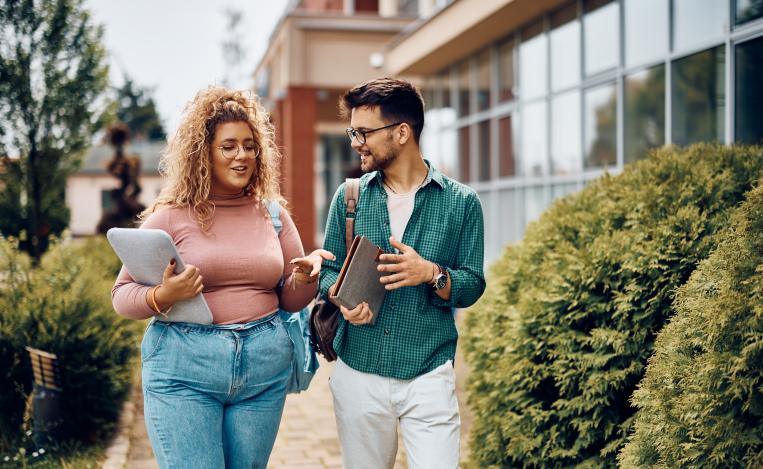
[154,259,204,308]
[290,249,335,286]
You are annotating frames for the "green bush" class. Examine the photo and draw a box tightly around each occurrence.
[619,182,763,468]
[0,236,141,447]
[462,144,763,468]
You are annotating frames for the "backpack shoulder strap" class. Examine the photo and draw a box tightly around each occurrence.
[344,178,360,253]
[266,200,282,235]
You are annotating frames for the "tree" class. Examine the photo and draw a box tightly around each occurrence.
[114,76,166,141]
[0,0,109,261]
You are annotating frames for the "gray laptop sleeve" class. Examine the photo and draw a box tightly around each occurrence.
[107,228,213,324]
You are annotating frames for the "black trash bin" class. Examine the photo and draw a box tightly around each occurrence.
[25,347,63,446]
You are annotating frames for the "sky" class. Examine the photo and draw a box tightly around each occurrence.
[86,0,289,134]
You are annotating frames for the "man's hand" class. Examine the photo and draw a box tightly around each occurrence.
[377,237,436,290]
[339,302,374,325]
[290,249,335,285]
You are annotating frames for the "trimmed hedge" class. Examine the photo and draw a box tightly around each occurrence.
[462,144,763,468]
[0,236,140,447]
[619,182,763,468]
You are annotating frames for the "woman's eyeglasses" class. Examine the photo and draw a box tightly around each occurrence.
[215,143,260,160]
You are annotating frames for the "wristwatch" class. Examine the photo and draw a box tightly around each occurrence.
[430,263,447,291]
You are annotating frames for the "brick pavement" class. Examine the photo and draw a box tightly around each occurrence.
[121,347,472,468]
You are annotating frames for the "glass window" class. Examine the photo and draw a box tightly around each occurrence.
[584,83,617,168]
[398,0,418,16]
[478,121,491,181]
[551,90,582,175]
[525,186,548,224]
[519,22,548,101]
[440,71,452,110]
[498,39,515,102]
[624,65,665,164]
[458,61,471,117]
[458,126,471,181]
[520,101,548,176]
[499,115,516,177]
[584,0,620,76]
[673,46,725,146]
[736,0,763,24]
[673,0,728,52]
[625,0,668,68]
[735,37,763,144]
[476,49,492,112]
[550,4,581,91]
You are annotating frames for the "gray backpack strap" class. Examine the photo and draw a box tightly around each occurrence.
[266,200,282,235]
[344,178,360,254]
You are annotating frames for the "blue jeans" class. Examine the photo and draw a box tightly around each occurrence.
[141,313,293,469]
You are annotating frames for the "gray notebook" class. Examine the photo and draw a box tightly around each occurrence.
[330,236,388,324]
[107,228,213,324]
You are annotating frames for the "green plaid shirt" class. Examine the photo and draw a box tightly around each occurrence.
[319,161,486,380]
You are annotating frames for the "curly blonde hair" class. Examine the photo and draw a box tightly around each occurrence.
[142,87,283,230]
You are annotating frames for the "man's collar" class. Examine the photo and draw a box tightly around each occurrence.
[369,159,445,190]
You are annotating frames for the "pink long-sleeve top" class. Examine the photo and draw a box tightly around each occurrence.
[111,194,316,324]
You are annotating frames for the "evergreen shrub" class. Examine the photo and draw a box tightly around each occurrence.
[462,144,763,467]
[0,236,140,446]
[619,183,763,468]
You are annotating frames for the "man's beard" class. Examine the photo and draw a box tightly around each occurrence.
[360,142,397,173]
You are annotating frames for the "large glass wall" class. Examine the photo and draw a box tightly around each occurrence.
[419,0,763,262]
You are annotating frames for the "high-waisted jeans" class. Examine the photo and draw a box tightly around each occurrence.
[140,312,292,469]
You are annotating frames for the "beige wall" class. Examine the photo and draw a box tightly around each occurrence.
[304,30,393,87]
[66,176,163,236]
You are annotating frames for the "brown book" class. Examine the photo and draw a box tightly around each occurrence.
[330,235,388,324]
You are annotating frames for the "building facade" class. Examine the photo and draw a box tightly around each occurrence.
[386,0,763,262]
[258,0,763,263]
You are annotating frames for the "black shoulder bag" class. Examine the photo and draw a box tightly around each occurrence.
[309,178,359,361]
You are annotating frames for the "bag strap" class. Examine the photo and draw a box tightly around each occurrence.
[266,200,282,235]
[344,178,359,254]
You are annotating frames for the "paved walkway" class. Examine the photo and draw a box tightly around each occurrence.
[121,351,472,468]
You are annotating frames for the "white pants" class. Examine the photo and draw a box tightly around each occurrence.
[329,358,460,469]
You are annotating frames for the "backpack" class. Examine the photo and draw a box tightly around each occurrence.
[266,200,319,394]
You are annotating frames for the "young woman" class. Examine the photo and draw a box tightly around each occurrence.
[112,87,332,469]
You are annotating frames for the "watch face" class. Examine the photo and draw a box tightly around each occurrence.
[434,274,447,290]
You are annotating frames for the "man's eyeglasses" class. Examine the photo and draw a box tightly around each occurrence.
[215,143,260,160]
[345,122,402,145]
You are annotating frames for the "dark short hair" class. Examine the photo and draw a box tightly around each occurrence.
[340,77,425,144]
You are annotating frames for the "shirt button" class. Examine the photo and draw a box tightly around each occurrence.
[384,329,390,335]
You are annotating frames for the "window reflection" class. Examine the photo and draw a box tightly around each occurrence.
[499,115,516,177]
[625,0,668,67]
[673,0,727,52]
[498,39,515,102]
[736,0,763,24]
[584,83,617,168]
[458,126,471,181]
[478,120,491,181]
[624,65,665,163]
[520,22,548,101]
[584,0,619,76]
[550,3,580,91]
[521,101,548,176]
[551,90,582,175]
[735,37,763,144]
[673,47,725,147]
[458,61,471,117]
[440,71,452,110]
[476,49,492,112]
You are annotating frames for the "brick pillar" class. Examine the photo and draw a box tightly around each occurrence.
[280,86,317,252]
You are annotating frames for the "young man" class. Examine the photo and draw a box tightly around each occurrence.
[319,77,486,468]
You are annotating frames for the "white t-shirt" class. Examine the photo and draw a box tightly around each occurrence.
[384,185,417,244]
